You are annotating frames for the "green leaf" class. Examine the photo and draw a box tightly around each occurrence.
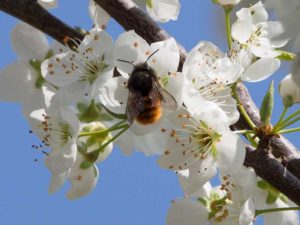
[276,50,296,61]
[260,81,274,125]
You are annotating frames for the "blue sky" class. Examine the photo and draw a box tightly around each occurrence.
[0,1,298,225]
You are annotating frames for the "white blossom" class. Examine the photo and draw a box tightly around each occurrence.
[157,106,246,181]
[183,41,242,124]
[0,23,55,120]
[30,106,80,193]
[41,28,114,98]
[231,1,287,58]
[167,168,256,225]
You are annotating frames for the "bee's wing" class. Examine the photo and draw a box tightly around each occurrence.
[126,91,144,124]
[153,82,177,111]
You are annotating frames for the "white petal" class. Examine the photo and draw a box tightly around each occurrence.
[97,76,128,114]
[115,132,134,156]
[217,0,241,6]
[89,0,110,29]
[216,131,246,175]
[232,21,252,44]
[179,158,217,197]
[48,170,70,194]
[0,62,36,102]
[242,58,280,82]
[166,199,209,225]
[265,21,285,42]
[250,45,281,58]
[194,101,230,133]
[67,155,99,200]
[133,127,169,155]
[239,198,255,225]
[147,0,180,23]
[236,8,252,22]
[45,139,77,174]
[249,1,268,24]
[60,107,80,137]
[79,29,114,70]
[41,52,79,87]
[279,73,300,104]
[37,0,58,9]
[232,167,257,200]
[50,82,88,106]
[264,200,299,225]
[10,23,49,60]
[148,38,180,76]
[163,72,184,108]
[114,30,149,74]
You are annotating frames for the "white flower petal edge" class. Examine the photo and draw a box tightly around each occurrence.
[89,0,110,29]
[279,73,300,105]
[241,58,280,82]
[215,131,246,175]
[10,23,49,61]
[67,154,99,200]
[37,0,58,9]
[146,0,180,23]
[166,199,209,225]
[216,0,241,6]
[264,200,299,225]
[114,30,149,75]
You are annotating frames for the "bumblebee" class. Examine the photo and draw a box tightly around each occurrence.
[118,50,177,125]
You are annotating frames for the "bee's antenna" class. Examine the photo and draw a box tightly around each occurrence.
[117,59,135,67]
[145,49,160,63]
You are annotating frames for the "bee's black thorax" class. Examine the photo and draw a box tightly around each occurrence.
[128,63,157,96]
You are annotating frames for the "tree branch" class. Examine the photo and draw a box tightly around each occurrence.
[1,0,300,204]
[245,146,300,206]
[0,0,84,48]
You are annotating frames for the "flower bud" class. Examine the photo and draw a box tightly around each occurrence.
[80,122,113,163]
[279,74,300,107]
[213,0,241,6]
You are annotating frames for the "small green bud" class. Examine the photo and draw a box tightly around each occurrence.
[260,81,274,125]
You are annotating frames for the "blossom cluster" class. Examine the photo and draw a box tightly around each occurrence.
[0,0,299,225]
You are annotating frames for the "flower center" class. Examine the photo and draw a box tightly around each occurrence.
[80,54,109,84]
[30,114,72,150]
